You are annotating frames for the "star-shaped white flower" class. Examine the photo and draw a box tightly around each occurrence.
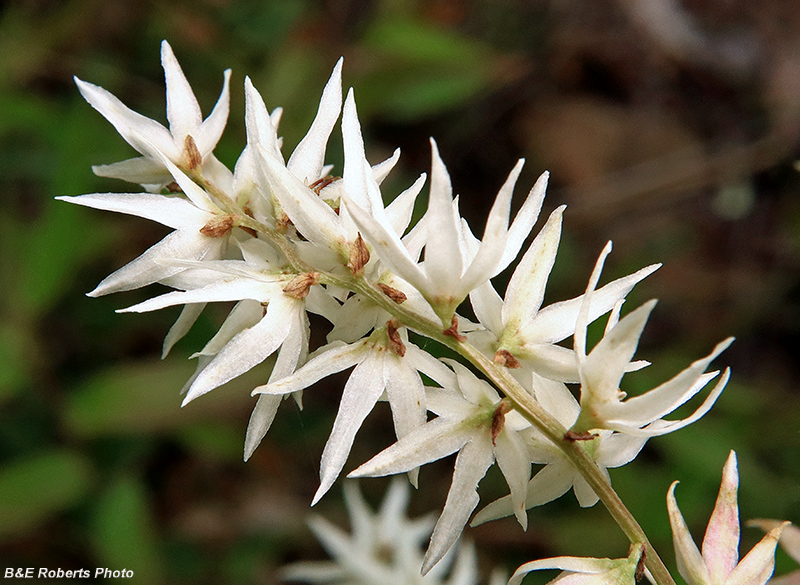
[75,40,231,190]
[467,206,660,382]
[345,142,548,325]
[254,324,453,505]
[57,150,236,297]
[471,372,652,526]
[349,360,534,574]
[570,242,733,437]
[668,451,789,585]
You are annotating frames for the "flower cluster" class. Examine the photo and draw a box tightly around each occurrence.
[63,42,744,581]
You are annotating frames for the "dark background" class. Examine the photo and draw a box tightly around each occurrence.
[1,0,799,583]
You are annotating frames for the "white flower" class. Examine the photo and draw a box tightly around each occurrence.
[471,372,651,525]
[509,543,644,585]
[569,241,733,437]
[283,480,482,585]
[254,324,453,505]
[345,142,548,325]
[349,361,535,574]
[75,40,231,190]
[668,451,789,585]
[467,206,660,382]
[56,151,236,297]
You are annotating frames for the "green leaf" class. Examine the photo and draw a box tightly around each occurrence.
[63,358,267,438]
[0,449,93,540]
[92,475,165,584]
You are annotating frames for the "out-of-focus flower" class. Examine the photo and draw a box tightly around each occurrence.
[282,480,485,585]
[508,543,644,585]
[75,40,231,190]
[668,451,788,585]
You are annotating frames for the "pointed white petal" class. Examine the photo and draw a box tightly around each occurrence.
[243,394,282,461]
[56,193,211,229]
[383,353,427,441]
[520,343,581,383]
[494,428,531,529]
[253,340,368,396]
[422,433,494,574]
[594,432,649,468]
[161,40,202,143]
[458,160,525,293]
[612,338,733,427]
[372,148,401,185]
[183,295,300,404]
[531,374,581,427]
[195,300,263,357]
[499,171,548,271]
[502,206,564,330]
[471,460,575,526]
[88,229,221,296]
[196,69,232,156]
[341,89,380,211]
[468,281,504,336]
[349,417,473,478]
[74,76,178,160]
[91,157,172,186]
[581,300,656,406]
[509,556,621,585]
[287,58,343,183]
[118,279,281,313]
[523,265,659,349]
[313,353,387,505]
[162,302,205,358]
[573,471,602,508]
[385,173,426,237]
[258,146,347,253]
[244,77,283,162]
[423,138,463,294]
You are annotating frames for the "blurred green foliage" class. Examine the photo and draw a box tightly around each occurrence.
[1,0,799,584]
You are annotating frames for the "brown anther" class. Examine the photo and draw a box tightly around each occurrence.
[376,283,407,304]
[282,272,319,299]
[491,400,512,446]
[184,135,203,170]
[386,319,406,357]
[348,233,370,275]
[200,214,235,238]
[635,546,646,582]
[309,175,338,194]
[239,225,258,238]
[442,315,466,341]
[564,430,598,442]
[494,349,521,369]
[276,214,292,234]
[165,181,182,193]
